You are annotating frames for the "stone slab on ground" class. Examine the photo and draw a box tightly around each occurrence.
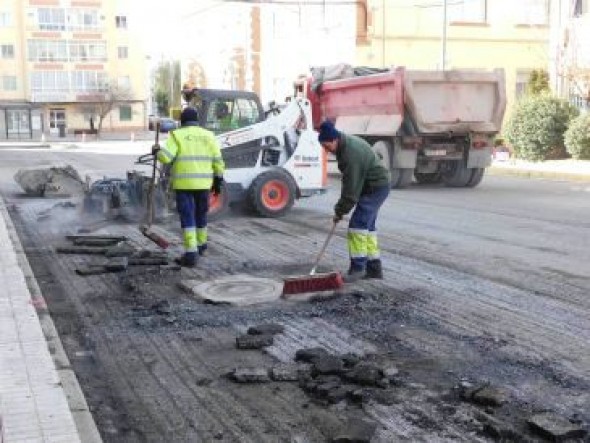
[247,323,285,335]
[527,412,588,441]
[236,334,274,349]
[230,367,271,383]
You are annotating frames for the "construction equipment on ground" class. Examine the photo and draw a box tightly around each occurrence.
[295,64,507,188]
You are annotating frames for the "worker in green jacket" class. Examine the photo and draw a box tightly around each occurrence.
[153,107,225,267]
[318,120,391,281]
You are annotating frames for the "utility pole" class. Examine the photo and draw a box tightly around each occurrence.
[382,0,386,68]
[441,0,448,70]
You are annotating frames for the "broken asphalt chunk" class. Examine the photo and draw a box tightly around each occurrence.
[105,243,137,257]
[236,334,274,349]
[56,246,109,255]
[104,257,128,272]
[295,347,330,364]
[527,412,588,441]
[331,418,378,443]
[247,323,285,336]
[230,367,270,383]
[460,384,506,407]
[270,364,309,382]
[312,355,345,376]
[343,362,384,386]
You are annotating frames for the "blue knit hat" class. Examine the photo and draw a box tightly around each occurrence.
[180,107,199,125]
[318,120,340,142]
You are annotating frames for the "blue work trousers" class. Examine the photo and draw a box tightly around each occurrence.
[347,185,390,270]
[176,190,209,255]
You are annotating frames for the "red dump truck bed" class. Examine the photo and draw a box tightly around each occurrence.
[307,67,506,136]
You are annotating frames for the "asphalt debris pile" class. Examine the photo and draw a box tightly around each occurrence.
[14,164,86,197]
[54,234,170,275]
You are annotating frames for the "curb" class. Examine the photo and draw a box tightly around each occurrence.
[487,166,590,182]
[0,143,51,149]
[0,199,103,443]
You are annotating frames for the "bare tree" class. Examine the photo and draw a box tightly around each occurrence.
[77,80,134,137]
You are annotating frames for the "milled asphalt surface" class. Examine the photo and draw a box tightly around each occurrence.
[0,146,588,442]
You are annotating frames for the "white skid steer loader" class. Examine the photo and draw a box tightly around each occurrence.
[158,88,329,218]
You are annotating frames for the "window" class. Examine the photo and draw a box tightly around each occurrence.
[68,41,107,62]
[30,71,70,92]
[515,70,532,98]
[7,110,30,135]
[515,0,549,25]
[1,44,14,58]
[204,98,260,134]
[2,75,17,91]
[119,105,132,121]
[68,9,99,31]
[38,8,66,31]
[0,12,11,27]
[28,40,68,62]
[49,109,66,129]
[115,15,127,28]
[448,0,487,23]
[71,71,108,92]
[117,46,128,59]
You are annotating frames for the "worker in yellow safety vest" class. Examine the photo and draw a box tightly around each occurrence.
[153,107,225,267]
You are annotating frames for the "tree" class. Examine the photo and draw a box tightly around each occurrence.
[527,70,550,95]
[77,80,133,137]
[154,60,181,116]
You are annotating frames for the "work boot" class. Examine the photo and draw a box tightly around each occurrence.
[174,252,197,268]
[198,245,208,257]
[364,259,383,279]
[343,266,365,283]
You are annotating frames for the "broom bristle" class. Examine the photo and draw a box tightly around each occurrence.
[282,272,343,296]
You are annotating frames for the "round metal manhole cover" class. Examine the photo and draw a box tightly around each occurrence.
[187,275,283,306]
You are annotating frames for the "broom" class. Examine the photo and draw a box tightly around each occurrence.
[282,221,344,296]
[140,121,170,249]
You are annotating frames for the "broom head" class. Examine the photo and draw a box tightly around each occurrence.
[140,225,170,249]
[282,271,343,296]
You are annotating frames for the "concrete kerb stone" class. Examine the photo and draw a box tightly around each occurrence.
[0,197,103,443]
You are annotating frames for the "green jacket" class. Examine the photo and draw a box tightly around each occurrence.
[335,134,391,216]
[158,124,225,191]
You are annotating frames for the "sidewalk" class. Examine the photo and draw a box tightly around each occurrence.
[328,158,590,183]
[0,198,101,443]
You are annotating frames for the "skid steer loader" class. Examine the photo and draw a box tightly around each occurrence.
[161,88,328,218]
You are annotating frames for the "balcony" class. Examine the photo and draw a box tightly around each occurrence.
[30,90,108,103]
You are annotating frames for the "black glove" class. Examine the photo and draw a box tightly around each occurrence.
[211,176,224,196]
[151,144,160,156]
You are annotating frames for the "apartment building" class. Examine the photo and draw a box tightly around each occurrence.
[550,0,590,110]
[0,0,147,140]
[355,0,550,120]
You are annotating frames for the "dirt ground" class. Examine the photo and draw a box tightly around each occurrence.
[6,192,589,443]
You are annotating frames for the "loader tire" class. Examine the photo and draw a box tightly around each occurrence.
[249,170,296,218]
[466,168,485,188]
[442,161,472,187]
[390,168,414,189]
[414,171,442,184]
[208,187,229,221]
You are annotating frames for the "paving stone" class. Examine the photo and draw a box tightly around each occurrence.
[472,386,506,407]
[271,364,301,382]
[230,367,270,383]
[527,412,588,441]
[312,355,345,376]
[247,323,285,335]
[295,347,330,363]
[344,362,383,386]
[105,243,137,257]
[331,418,378,443]
[341,353,361,368]
[236,334,274,349]
[104,257,128,272]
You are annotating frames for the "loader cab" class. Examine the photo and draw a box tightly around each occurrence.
[181,88,265,135]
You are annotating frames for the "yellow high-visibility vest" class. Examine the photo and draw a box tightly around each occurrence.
[158,125,225,190]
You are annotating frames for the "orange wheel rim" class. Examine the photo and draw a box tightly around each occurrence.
[261,180,289,210]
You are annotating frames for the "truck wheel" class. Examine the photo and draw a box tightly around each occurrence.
[466,168,485,188]
[391,168,414,188]
[442,161,472,187]
[249,170,296,217]
[208,187,229,221]
[414,172,442,184]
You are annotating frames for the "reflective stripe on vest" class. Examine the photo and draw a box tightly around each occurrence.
[172,172,214,180]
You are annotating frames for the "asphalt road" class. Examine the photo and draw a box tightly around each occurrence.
[2,147,589,441]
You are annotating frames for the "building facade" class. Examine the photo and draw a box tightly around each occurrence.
[355,0,550,121]
[550,0,590,110]
[0,0,147,140]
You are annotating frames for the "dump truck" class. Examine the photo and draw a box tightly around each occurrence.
[298,67,506,188]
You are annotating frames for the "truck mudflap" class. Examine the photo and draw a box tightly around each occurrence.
[467,146,493,169]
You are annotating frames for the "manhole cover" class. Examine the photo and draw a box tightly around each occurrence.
[182,275,283,306]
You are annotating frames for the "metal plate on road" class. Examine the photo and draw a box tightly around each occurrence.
[181,275,283,306]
